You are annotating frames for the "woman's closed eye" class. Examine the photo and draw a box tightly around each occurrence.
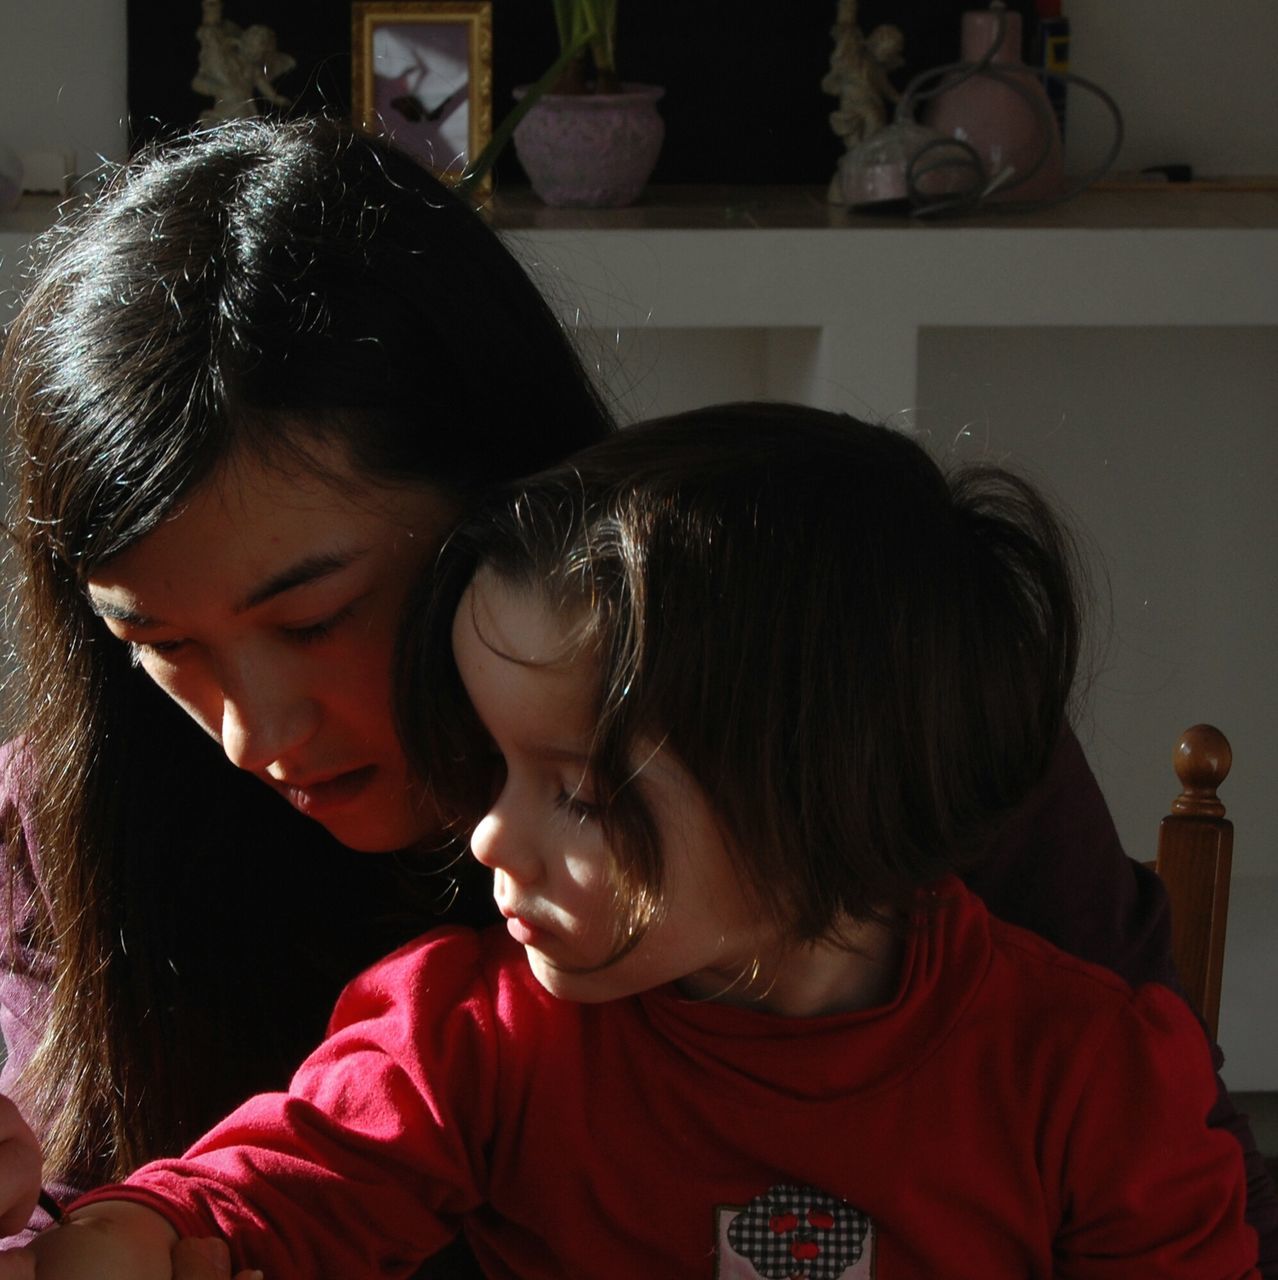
[280,601,358,645]
[118,599,360,665]
[125,636,186,665]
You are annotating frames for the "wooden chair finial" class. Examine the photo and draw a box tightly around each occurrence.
[1157,724,1234,1039]
[1171,723,1231,818]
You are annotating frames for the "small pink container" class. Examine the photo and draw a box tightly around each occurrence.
[925,7,1064,202]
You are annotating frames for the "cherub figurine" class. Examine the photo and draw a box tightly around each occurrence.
[821,0,905,202]
[192,0,296,123]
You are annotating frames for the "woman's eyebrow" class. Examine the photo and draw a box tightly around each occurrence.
[236,548,369,613]
[86,548,371,626]
[87,597,155,626]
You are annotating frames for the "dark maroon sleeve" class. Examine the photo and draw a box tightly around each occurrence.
[963,725,1276,1275]
[0,740,86,1246]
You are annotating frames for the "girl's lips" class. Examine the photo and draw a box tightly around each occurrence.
[500,907,553,949]
[275,765,377,816]
[505,916,545,948]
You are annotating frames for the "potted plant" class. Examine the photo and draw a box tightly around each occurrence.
[545,0,621,94]
[461,1,664,208]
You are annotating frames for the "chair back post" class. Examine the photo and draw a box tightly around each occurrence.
[1154,724,1233,1040]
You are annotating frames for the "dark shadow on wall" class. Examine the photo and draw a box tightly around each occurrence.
[126,0,1040,185]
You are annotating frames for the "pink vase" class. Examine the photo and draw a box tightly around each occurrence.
[512,83,664,208]
[925,7,1064,202]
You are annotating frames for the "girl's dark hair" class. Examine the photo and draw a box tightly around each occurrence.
[0,115,612,1183]
[406,402,1083,953]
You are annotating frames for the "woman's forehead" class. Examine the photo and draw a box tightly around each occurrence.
[86,445,453,613]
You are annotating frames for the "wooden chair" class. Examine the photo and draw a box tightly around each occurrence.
[1150,724,1234,1041]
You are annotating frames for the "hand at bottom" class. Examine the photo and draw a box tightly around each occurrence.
[171,1238,263,1280]
[0,1235,263,1280]
[0,1095,42,1237]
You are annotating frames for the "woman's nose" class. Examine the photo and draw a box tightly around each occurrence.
[218,658,320,773]
[470,804,542,885]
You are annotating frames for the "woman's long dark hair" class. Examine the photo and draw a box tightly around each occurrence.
[0,116,612,1184]
[407,404,1083,955]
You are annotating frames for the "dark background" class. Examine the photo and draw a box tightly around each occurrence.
[128,1,1041,186]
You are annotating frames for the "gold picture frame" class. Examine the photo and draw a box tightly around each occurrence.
[352,2,493,190]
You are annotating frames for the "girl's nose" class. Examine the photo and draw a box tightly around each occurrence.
[218,659,320,773]
[470,806,542,886]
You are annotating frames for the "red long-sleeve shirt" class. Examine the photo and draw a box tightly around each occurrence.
[78,879,1258,1279]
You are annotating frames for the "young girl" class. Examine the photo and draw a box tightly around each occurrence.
[17,405,1257,1278]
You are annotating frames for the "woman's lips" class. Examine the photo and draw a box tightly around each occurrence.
[274,765,377,816]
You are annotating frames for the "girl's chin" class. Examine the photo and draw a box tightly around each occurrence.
[523,952,648,1005]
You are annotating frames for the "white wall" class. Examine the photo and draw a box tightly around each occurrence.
[0,0,129,184]
[1065,0,1278,176]
[588,318,1278,1089]
[913,325,1278,1088]
[600,322,1278,885]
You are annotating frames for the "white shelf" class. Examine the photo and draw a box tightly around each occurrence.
[491,186,1278,420]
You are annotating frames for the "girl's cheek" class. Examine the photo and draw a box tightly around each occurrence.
[561,846,609,893]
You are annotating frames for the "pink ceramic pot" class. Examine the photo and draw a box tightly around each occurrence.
[925,7,1064,202]
[512,83,664,208]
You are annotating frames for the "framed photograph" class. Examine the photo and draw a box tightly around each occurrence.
[352,2,493,186]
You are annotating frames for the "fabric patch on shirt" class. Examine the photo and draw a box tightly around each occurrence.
[716,1184,874,1278]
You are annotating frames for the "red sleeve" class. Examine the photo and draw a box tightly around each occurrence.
[73,927,500,1278]
[1052,981,1258,1279]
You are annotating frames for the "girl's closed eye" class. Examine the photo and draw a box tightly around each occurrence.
[555,785,600,824]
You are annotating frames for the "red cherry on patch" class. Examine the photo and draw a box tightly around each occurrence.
[808,1209,836,1230]
[790,1241,821,1260]
[770,1212,799,1234]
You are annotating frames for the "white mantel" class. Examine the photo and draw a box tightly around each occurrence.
[492,185,1278,421]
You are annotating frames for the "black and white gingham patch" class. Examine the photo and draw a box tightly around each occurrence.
[726,1183,869,1278]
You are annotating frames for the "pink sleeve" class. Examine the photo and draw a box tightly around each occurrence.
[0,738,56,1102]
[72,927,499,1277]
[0,740,81,1245]
[1053,981,1259,1279]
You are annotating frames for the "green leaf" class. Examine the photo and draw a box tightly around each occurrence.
[589,0,618,75]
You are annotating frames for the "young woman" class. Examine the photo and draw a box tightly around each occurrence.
[0,118,1272,1273]
[19,405,1258,1277]
[0,114,612,1245]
